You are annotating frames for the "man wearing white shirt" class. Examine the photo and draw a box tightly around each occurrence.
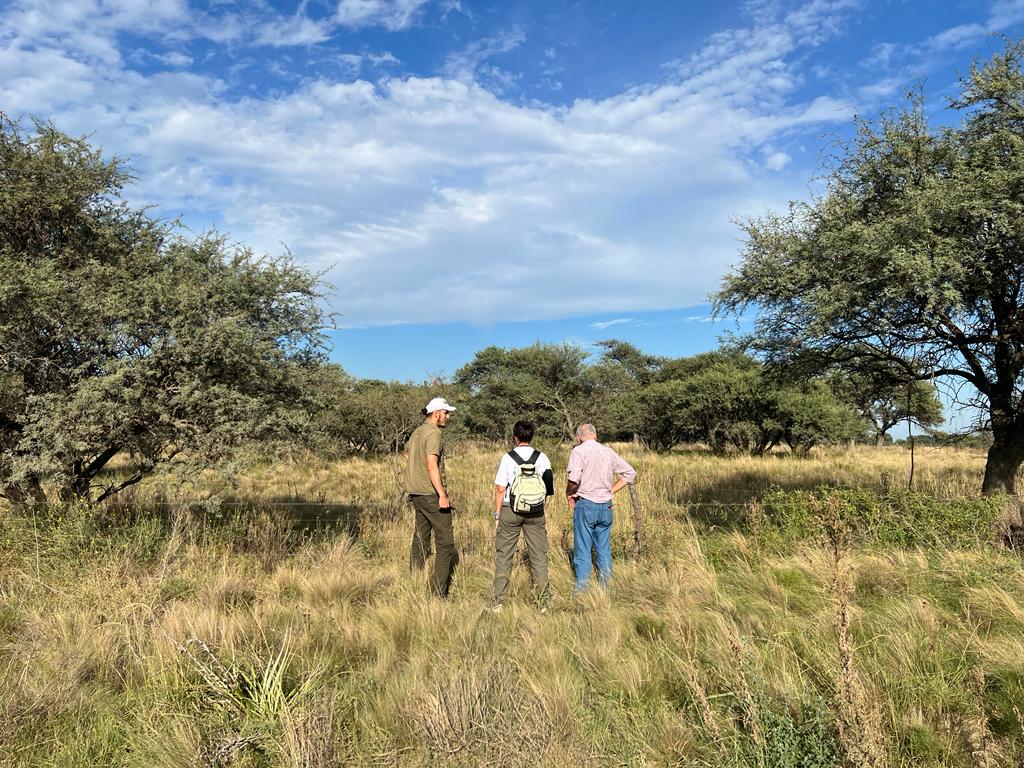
[491,421,554,611]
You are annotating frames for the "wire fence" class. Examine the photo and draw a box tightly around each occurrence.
[0,490,1002,510]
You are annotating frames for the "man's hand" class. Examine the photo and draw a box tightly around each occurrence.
[567,494,577,510]
[494,484,506,526]
[439,491,450,509]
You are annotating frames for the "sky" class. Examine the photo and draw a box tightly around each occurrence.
[3,0,1024,385]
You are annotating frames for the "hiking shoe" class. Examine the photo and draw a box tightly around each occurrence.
[489,603,503,614]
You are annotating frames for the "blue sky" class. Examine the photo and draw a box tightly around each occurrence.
[4,0,1024,386]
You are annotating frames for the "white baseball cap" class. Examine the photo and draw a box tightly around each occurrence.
[425,396,457,414]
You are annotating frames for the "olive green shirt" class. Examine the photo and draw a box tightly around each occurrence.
[405,420,445,496]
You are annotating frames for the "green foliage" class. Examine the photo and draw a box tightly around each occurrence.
[753,488,1004,549]
[0,117,327,503]
[635,379,695,449]
[769,381,864,454]
[830,362,943,444]
[300,341,861,456]
[634,353,861,453]
[911,429,994,450]
[455,342,595,440]
[593,339,663,386]
[309,366,441,455]
[715,40,1024,493]
[632,613,667,641]
[749,697,841,768]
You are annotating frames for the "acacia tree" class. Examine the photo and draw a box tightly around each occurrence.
[831,363,944,446]
[715,41,1024,493]
[632,352,860,453]
[0,117,327,503]
[455,342,593,440]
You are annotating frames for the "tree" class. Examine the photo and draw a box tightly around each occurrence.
[715,40,1024,493]
[455,343,593,440]
[634,379,693,450]
[669,355,765,453]
[584,340,661,440]
[632,352,860,453]
[831,362,944,446]
[0,117,327,504]
[593,339,663,386]
[766,381,863,454]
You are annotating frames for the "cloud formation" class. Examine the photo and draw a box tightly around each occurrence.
[2,0,1004,328]
[590,318,636,330]
[335,0,431,30]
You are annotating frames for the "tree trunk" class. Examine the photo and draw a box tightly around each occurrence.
[57,446,123,503]
[58,460,92,502]
[875,433,886,448]
[982,432,1024,495]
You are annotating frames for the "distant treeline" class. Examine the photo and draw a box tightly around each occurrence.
[307,340,963,457]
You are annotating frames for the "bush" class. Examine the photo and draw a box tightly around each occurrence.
[751,488,1004,549]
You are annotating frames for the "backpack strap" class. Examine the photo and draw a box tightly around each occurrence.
[508,448,540,465]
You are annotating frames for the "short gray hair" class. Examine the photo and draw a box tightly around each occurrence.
[575,423,597,439]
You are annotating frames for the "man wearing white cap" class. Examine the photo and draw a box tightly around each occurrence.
[405,396,459,598]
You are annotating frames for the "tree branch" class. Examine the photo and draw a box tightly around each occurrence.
[82,444,122,481]
[936,311,993,394]
[94,472,144,504]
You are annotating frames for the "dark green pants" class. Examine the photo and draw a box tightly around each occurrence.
[493,504,549,604]
[409,494,457,598]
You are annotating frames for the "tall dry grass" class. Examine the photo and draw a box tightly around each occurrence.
[0,442,1021,766]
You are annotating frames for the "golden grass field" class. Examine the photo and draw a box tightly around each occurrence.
[2,442,1023,767]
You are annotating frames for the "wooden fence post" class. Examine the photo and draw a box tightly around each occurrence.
[628,480,643,558]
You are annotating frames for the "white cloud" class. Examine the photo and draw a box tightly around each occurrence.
[441,26,527,87]
[153,50,193,68]
[0,0,343,52]
[335,0,430,30]
[925,0,1024,51]
[764,150,791,170]
[366,51,401,66]
[0,0,913,327]
[590,318,636,330]
[253,12,333,47]
[988,0,1024,30]
[928,22,989,51]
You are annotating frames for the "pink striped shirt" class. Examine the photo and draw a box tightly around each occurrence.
[566,439,636,503]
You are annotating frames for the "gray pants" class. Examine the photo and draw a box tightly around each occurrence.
[409,494,458,598]
[493,504,549,604]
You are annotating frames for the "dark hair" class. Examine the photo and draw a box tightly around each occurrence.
[513,420,534,443]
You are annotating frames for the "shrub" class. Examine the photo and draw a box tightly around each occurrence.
[751,488,1004,549]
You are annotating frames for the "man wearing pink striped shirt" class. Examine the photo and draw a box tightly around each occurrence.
[565,423,637,593]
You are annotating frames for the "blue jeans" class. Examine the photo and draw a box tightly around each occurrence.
[573,498,613,592]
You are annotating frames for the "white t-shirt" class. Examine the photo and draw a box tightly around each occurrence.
[494,445,553,504]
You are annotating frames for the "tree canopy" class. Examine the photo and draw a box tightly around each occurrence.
[829,361,944,446]
[715,40,1024,493]
[454,342,595,441]
[0,117,328,503]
